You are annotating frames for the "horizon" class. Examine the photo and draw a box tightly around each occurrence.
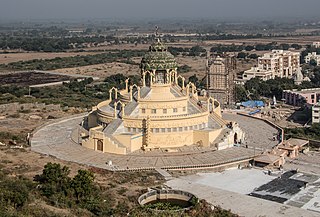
[1,0,320,22]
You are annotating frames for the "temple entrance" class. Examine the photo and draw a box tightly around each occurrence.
[234,133,238,144]
[97,140,103,152]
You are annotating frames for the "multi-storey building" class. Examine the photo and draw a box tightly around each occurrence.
[243,50,300,81]
[305,52,320,66]
[312,42,320,48]
[312,102,320,124]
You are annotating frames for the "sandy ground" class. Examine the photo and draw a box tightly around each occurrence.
[54,62,140,79]
[53,55,209,80]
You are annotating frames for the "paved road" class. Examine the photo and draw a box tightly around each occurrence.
[223,112,279,150]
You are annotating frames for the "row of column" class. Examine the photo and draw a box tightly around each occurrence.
[141,69,178,87]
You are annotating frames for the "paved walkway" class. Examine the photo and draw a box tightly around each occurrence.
[166,177,319,217]
[31,115,258,170]
[223,112,279,150]
[31,113,280,170]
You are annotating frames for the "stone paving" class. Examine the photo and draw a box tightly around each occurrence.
[167,177,319,217]
[223,112,279,150]
[31,113,280,170]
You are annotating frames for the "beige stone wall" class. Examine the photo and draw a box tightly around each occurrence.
[87,111,98,128]
[114,133,143,152]
[193,130,210,147]
[138,98,188,116]
[150,131,194,148]
[103,137,126,155]
[83,126,126,155]
[130,134,143,152]
[123,112,209,129]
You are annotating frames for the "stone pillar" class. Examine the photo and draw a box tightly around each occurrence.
[166,69,170,84]
[137,87,141,99]
[129,86,133,102]
[109,90,112,100]
[174,71,178,84]
[186,84,190,96]
[125,79,129,93]
[152,70,156,84]
[182,77,185,90]
[114,102,117,118]
[121,103,125,117]
[142,72,146,87]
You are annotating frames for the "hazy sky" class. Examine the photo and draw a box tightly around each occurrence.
[1,0,320,21]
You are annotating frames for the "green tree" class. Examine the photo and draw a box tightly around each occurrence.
[71,170,95,201]
[35,162,71,197]
[310,59,318,67]
[237,52,247,59]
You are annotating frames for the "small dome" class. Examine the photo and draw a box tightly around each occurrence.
[140,39,178,71]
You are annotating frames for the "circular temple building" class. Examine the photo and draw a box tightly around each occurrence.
[81,39,244,155]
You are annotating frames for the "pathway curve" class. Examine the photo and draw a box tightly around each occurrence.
[223,112,279,150]
[31,113,279,170]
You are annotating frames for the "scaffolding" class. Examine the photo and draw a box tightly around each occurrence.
[206,53,237,108]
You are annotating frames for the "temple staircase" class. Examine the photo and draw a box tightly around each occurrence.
[209,112,228,127]
[103,119,127,153]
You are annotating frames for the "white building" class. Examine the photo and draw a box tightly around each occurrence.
[305,52,320,66]
[312,102,320,124]
[312,42,320,48]
[243,50,300,81]
[242,67,273,81]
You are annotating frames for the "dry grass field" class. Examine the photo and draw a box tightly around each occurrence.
[0,51,100,64]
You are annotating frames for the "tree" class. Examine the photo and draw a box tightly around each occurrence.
[310,59,318,67]
[71,170,95,201]
[34,162,71,197]
[245,45,254,51]
[237,52,247,59]
[188,74,198,84]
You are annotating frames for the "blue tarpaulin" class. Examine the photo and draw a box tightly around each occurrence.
[241,100,265,108]
[249,109,261,115]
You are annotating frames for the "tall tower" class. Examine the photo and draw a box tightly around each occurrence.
[206,54,237,107]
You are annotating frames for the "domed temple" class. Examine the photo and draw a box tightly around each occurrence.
[82,39,244,155]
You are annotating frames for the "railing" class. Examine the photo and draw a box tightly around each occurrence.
[210,112,228,127]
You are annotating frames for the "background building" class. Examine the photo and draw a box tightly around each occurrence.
[206,54,237,107]
[312,42,320,48]
[282,88,320,106]
[243,50,300,81]
[305,52,320,66]
[312,102,320,124]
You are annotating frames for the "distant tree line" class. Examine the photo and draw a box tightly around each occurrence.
[0,35,116,52]
[168,45,206,57]
[210,43,302,53]
[0,50,144,71]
